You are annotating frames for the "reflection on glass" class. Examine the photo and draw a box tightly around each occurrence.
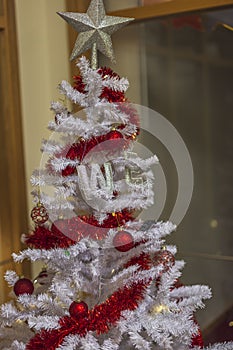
[100,5,233,339]
[142,8,233,338]
[143,11,233,257]
[181,256,233,342]
[105,0,141,12]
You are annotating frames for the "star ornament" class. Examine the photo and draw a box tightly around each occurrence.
[58,0,134,63]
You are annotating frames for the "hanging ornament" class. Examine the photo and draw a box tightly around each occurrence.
[14,278,34,296]
[106,129,123,141]
[33,268,54,286]
[69,301,88,320]
[153,248,175,274]
[30,202,49,225]
[113,230,134,252]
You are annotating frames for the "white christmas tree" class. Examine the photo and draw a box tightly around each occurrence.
[0,1,232,349]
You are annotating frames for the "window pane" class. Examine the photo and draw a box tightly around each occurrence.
[142,8,233,336]
[103,6,233,338]
[182,256,233,339]
[143,12,233,257]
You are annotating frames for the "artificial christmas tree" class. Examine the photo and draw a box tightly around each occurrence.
[0,0,232,349]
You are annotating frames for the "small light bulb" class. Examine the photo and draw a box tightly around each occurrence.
[210,219,218,229]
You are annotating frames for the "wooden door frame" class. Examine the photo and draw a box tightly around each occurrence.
[109,0,233,20]
[0,0,29,299]
[66,0,233,19]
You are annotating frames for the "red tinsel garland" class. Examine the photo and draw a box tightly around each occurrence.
[74,67,125,104]
[25,226,76,249]
[191,324,204,348]
[98,67,126,103]
[54,66,140,177]
[61,131,129,176]
[26,280,150,350]
[125,252,151,271]
[25,236,204,347]
[25,210,134,249]
[26,270,204,349]
[74,67,140,131]
[191,328,204,348]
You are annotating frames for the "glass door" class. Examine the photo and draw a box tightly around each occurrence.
[101,3,233,344]
[141,9,233,340]
[66,0,233,343]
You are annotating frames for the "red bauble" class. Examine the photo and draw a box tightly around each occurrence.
[106,130,123,140]
[14,278,34,296]
[113,231,134,252]
[31,203,49,225]
[153,249,175,274]
[69,301,88,319]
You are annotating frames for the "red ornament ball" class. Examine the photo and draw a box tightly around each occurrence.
[106,130,123,140]
[14,278,34,296]
[69,301,88,319]
[31,203,49,225]
[153,249,175,274]
[113,231,134,252]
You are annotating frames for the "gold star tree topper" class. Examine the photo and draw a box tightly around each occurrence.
[58,0,134,68]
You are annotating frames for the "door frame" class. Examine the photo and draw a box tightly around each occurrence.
[0,0,29,301]
[66,0,233,19]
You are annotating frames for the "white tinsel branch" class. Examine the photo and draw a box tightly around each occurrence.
[59,80,87,107]
[4,271,19,287]
[28,315,60,331]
